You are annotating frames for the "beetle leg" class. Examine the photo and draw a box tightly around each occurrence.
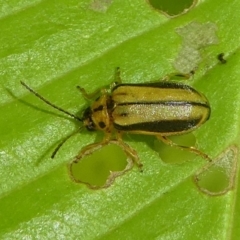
[157,135,212,162]
[116,132,143,171]
[162,71,194,81]
[76,86,102,100]
[110,67,122,89]
[72,132,111,164]
[72,142,104,163]
[114,67,122,84]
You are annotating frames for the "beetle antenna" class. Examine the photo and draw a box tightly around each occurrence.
[20,81,83,122]
[51,127,83,158]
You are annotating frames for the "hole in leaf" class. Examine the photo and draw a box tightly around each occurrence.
[147,0,197,17]
[69,141,134,189]
[194,145,238,196]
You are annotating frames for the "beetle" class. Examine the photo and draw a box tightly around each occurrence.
[20,68,211,170]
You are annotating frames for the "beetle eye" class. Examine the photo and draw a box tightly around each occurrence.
[86,120,96,131]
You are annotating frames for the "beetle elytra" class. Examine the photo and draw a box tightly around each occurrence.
[21,68,211,170]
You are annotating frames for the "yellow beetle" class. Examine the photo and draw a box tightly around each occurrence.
[21,68,211,170]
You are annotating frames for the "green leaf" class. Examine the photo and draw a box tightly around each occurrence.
[1,0,240,239]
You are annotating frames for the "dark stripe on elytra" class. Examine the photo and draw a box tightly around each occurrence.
[113,119,201,133]
[112,82,199,93]
[117,101,209,108]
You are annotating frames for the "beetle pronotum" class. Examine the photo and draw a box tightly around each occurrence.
[21,68,211,170]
